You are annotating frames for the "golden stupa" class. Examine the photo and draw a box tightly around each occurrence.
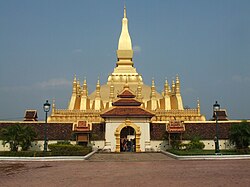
[49,7,206,124]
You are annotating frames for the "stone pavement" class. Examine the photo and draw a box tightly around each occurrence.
[1,158,250,187]
[88,152,173,162]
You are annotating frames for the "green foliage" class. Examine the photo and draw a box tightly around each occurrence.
[0,149,92,157]
[19,125,37,151]
[0,124,37,151]
[186,136,205,150]
[48,143,92,156]
[179,136,205,150]
[56,140,71,145]
[169,134,182,150]
[229,120,250,150]
[168,149,249,156]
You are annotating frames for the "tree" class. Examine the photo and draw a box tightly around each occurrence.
[19,125,37,151]
[0,124,37,151]
[229,120,250,150]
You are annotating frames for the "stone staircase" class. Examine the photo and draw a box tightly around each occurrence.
[87,152,173,162]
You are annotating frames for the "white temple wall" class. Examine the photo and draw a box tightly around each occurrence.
[181,139,234,150]
[0,140,77,151]
[150,140,169,152]
[91,140,105,150]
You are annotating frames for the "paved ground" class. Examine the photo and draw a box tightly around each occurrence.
[1,153,250,187]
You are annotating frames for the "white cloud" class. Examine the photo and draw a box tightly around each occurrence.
[0,78,72,92]
[72,48,83,54]
[133,45,141,53]
[35,78,71,89]
[232,75,250,83]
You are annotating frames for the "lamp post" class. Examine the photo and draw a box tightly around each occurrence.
[213,101,220,154]
[43,100,51,152]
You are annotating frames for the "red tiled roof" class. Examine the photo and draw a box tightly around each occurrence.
[118,89,135,98]
[112,98,141,106]
[24,110,38,121]
[212,110,228,121]
[101,107,154,117]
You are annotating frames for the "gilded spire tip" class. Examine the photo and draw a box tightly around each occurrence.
[124,5,127,18]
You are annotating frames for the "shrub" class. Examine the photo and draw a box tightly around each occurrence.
[180,136,205,150]
[48,143,92,156]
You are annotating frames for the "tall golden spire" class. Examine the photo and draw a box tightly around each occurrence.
[118,5,132,50]
[108,6,142,84]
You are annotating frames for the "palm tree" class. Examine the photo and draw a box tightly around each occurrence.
[229,120,250,150]
[19,125,37,151]
[0,124,37,151]
[1,125,21,151]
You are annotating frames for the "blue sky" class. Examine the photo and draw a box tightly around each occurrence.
[0,0,250,120]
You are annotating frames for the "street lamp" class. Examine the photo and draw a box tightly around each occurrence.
[43,100,51,152]
[213,101,220,154]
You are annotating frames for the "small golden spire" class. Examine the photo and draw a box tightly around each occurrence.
[124,5,126,18]
[109,79,114,99]
[96,77,101,98]
[52,98,56,114]
[137,79,142,100]
[171,78,175,93]
[72,75,77,94]
[151,78,156,98]
[164,78,169,96]
[175,75,180,94]
[197,98,200,114]
[82,77,88,96]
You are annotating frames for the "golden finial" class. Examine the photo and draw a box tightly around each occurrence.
[73,74,77,83]
[152,77,155,87]
[176,74,179,83]
[124,76,129,88]
[124,4,127,18]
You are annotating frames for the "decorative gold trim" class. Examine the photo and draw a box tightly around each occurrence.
[114,120,141,152]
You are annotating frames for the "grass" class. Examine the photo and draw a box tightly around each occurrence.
[167,149,250,156]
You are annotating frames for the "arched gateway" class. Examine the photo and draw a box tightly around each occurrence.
[100,85,154,152]
[115,120,141,152]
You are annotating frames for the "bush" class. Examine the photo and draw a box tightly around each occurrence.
[0,151,52,157]
[48,143,92,156]
[180,136,205,150]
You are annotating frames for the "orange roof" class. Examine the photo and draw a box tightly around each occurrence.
[101,106,154,117]
[118,89,135,98]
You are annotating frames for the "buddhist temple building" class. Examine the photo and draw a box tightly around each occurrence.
[47,7,206,152]
[1,6,245,153]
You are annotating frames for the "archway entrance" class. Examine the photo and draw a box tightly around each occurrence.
[114,120,141,152]
[120,126,136,152]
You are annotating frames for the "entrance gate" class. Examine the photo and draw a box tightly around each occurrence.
[120,126,135,152]
[114,120,141,152]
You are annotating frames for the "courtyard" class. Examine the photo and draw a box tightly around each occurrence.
[0,153,249,187]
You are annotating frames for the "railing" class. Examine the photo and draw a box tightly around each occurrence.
[156,109,199,116]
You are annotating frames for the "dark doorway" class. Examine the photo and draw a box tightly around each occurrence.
[120,126,136,152]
